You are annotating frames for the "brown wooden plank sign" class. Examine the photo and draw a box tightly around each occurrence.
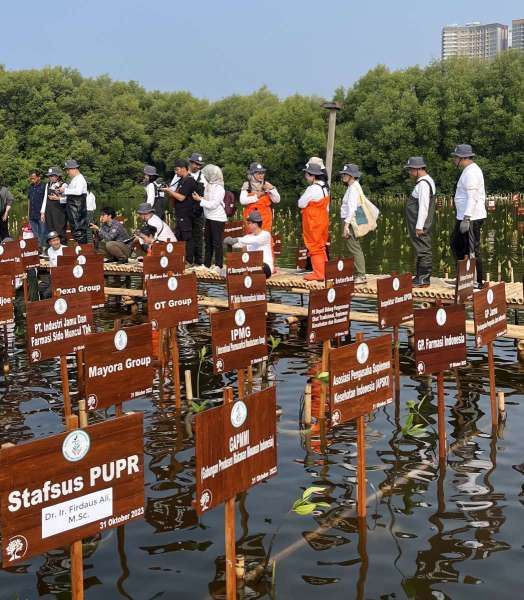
[0,275,15,325]
[51,256,105,308]
[19,238,40,270]
[143,253,185,282]
[296,247,308,270]
[223,220,243,239]
[150,240,186,259]
[0,240,24,280]
[74,243,97,256]
[225,251,263,276]
[455,256,476,303]
[0,412,144,566]
[273,234,282,257]
[227,272,267,308]
[195,387,277,514]
[26,294,94,363]
[329,334,393,426]
[472,282,507,347]
[84,323,154,411]
[146,273,198,330]
[325,258,354,289]
[377,273,413,329]
[210,304,267,374]
[307,284,352,344]
[414,304,467,375]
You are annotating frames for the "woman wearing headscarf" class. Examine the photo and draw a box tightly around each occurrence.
[240,162,280,233]
[192,164,227,270]
[298,160,330,281]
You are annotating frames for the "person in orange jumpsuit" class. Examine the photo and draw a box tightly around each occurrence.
[240,162,280,233]
[298,161,330,281]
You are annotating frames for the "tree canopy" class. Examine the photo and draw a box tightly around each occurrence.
[0,51,522,210]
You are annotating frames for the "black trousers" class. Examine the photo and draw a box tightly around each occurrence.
[175,216,194,264]
[192,213,204,265]
[0,217,9,240]
[66,195,88,244]
[204,219,225,268]
[45,201,68,244]
[450,218,484,284]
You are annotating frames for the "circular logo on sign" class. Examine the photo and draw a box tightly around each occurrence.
[380,318,386,328]
[200,489,212,512]
[417,361,425,374]
[337,259,344,272]
[151,319,158,330]
[54,298,68,315]
[87,394,98,410]
[235,309,246,327]
[167,276,178,291]
[356,342,369,365]
[466,258,471,271]
[241,252,249,264]
[5,534,28,562]
[215,358,224,372]
[31,349,41,362]
[487,289,494,305]
[309,332,316,342]
[436,308,447,327]
[114,329,128,351]
[327,288,336,304]
[166,242,173,253]
[62,430,90,462]
[75,246,81,255]
[0,246,4,256]
[77,255,86,265]
[160,256,168,269]
[244,275,252,289]
[230,400,248,428]
[73,265,83,279]
[331,410,341,426]
[19,240,26,249]
[476,335,482,346]
[392,277,400,291]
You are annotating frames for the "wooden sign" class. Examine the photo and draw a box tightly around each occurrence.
[227,272,267,308]
[0,276,14,324]
[377,273,413,329]
[210,304,267,373]
[143,253,185,282]
[307,284,352,344]
[325,258,354,289]
[74,243,97,256]
[296,247,308,270]
[0,240,24,280]
[414,304,467,375]
[472,282,507,347]
[329,334,393,426]
[0,413,144,566]
[455,257,476,303]
[223,220,243,239]
[195,387,277,514]
[84,323,154,411]
[57,252,99,267]
[225,251,263,276]
[61,245,77,258]
[146,273,198,330]
[51,256,105,308]
[273,234,282,257]
[19,238,40,270]
[150,240,185,259]
[26,294,94,362]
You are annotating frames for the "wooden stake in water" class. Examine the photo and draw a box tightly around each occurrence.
[436,372,446,460]
[487,341,498,428]
[356,414,367,518]
[223,386,236,600]
[319,340,330,421]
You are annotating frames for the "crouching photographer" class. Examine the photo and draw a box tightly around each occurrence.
[89,206,131,263]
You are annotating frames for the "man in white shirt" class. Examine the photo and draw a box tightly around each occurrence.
[63,159,88,244]
[136,203,176,243]
[39,231,65,298]
[451,144,486,286]
[404,157,436,287]
[224,210,273,277]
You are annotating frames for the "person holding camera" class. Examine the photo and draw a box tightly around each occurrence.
[63,159,88,244]
[40,166,67,244]
[89,206,131,263]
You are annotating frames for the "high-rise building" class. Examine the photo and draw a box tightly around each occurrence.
[441,22,509,59]
[512,19,524,51]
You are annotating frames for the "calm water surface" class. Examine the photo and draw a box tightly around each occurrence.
[0,205,522,599]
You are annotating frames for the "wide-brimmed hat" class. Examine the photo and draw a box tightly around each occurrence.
[303,162,324,176]
[404,156,426,169]
[47,230,60,241]
[339,163,361,177]
[143,165,158,176]
[137,202,154,214]
[188,152,204,165]
[47,166,62,177]
[249,162,266,175]
[451,144,475,158]
[247,210,263,224]
[64,159,79,169]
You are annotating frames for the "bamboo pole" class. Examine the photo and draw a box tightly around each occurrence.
[303,383,312,427]
[184,369,194,401]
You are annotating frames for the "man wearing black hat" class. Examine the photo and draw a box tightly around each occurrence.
[404,157,436,287]
[163,159,198,263]
[40,167,67,244]
[450,144,486,286]
[188,152,206,266]
[63,159,88,244]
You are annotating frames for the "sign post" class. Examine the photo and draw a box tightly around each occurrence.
[455,257,476,304]
[414,302,467,460]
[472,282,507,428]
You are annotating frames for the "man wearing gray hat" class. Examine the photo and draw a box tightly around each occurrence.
[404,157,436,287]
[340,163,367,283]
[63,159,88,243]
[450,144,486,286]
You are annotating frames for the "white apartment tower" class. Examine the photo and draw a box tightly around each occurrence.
[442,22,508,59]
[512,19,524,51]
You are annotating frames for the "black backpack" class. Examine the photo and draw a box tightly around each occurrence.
[152,180,167,220]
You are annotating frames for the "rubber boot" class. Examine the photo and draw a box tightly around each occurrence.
[304,253,325,281]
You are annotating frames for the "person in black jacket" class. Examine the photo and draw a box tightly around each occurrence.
[0,182,14,241]
[27,170,47,247]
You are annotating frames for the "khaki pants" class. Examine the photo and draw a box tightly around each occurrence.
[344,226,366,276]
[99,240,131,260]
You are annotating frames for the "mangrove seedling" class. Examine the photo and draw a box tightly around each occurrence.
[292,486,330,515]
[196,345,208,399]
[401,396,432,439]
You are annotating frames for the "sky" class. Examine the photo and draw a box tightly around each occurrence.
[1,0,522,100]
